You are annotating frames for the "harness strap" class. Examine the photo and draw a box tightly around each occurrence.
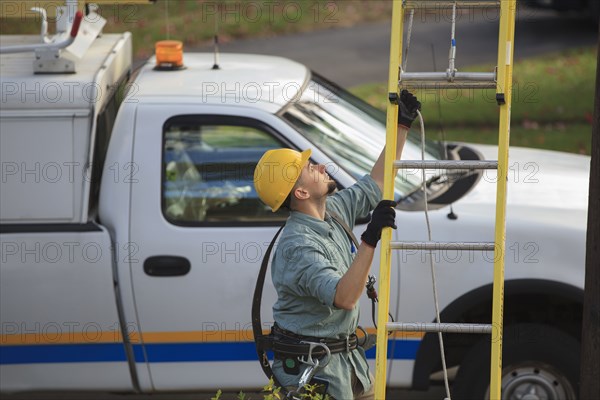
[252,224,285,389]
[328,210,360,249]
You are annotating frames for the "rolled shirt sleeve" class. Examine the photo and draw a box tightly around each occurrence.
[274,238,341,308]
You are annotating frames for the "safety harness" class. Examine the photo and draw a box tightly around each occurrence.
[252,211,378,396]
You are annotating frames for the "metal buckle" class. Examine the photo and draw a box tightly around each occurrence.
[299,341,331,368]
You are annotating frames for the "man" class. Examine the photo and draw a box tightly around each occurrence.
[253,90,421,399]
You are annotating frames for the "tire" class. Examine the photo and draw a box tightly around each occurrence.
[452,323,579,400]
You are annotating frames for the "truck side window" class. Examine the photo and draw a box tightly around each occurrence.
[163,120,288,225]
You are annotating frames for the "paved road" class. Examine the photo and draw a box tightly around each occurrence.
[193,6,597,87]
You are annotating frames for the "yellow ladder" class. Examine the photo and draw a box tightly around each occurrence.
[374,1,517,399]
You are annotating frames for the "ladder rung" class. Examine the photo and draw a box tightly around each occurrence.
[390,241,495,251]
[394,160,498,170]
[400,81,496,89]
[401,71,496,82]
[404,1,500,9]
[400,71,497,89]
[387,322,493,334]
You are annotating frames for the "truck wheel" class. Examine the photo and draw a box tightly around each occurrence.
[452,323,579,400]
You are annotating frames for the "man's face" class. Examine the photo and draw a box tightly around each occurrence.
[298,161,337,198]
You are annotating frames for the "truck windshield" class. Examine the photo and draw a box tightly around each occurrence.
[281,74,445,198]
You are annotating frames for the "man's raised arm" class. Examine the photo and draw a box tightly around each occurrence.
[370,90,422,193]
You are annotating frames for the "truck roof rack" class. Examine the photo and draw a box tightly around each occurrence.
[0,0,153,73]
[0,11,83,73]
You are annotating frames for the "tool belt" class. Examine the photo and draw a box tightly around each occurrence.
[261,323,358,376]
[270,324,358,358]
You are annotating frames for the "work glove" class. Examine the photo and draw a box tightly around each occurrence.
[397,89,421,129]
[361,200,398,248]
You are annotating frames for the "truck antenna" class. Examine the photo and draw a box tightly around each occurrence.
[212,9,220,70]
[165,0,170,40]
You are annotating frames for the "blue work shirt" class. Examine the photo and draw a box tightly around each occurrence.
[271,174,382,399]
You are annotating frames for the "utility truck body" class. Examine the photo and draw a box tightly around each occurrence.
[0,9,589,399]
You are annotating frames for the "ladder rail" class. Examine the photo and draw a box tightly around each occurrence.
[490,1,517,398]
[373,2,404,399]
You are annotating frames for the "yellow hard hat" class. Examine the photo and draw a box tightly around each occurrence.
[254,148,312,212]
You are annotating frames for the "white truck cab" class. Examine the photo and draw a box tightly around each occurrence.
[0,3,589,398]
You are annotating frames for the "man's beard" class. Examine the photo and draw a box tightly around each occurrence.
[327,181,337,195]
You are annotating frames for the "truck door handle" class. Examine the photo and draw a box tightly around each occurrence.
[144,256,191,277]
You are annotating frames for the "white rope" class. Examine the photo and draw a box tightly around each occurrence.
[450,2,456,49]
[403,9,415,73]
[417,110,452,400]
[448,2,457,78]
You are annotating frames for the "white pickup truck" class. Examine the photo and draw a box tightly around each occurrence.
[0,5,590,399]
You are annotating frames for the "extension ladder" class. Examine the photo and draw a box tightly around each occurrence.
[374,1,517,399]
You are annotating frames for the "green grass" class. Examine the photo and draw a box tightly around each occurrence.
[350,47,596,155]
[434,124,592,155]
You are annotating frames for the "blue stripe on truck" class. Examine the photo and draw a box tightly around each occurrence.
[0,339,420,364]
[0,343,128,364]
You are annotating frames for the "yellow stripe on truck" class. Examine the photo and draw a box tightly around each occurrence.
[1,328,424,345]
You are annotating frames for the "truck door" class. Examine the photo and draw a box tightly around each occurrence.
[0,227,134,392]
[129,104,297,391]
